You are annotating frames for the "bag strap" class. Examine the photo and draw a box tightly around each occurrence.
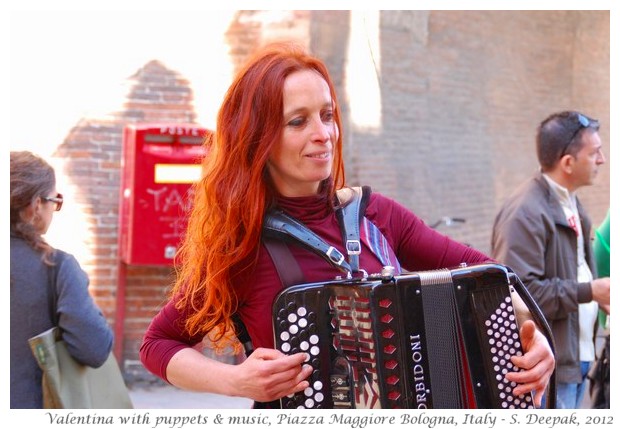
[45,252,60,329]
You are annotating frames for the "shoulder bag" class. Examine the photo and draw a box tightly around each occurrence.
[28,254,133,409]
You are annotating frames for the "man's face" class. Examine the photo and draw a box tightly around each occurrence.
[570,130,605,188]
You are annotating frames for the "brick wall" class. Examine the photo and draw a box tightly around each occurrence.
[52,60,202,384]
[50,10,609,384]
[54,119,124,321]
[314,10,610,252]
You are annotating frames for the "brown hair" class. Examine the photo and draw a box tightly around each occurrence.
[536,111,600,171]
[172,42,345,347]
[10,151,57,265]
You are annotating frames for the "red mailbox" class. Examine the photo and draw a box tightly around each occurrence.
[118,123,210,265]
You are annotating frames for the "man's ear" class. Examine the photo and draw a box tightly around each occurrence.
[559,154,574,175]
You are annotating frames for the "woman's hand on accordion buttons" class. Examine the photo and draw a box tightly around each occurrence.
[236,347,313,402]
[505,320,555,408]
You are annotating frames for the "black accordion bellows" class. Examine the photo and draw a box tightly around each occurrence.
[272,262,553,409]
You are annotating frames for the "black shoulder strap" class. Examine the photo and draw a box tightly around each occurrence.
[507,271,557,409]
[335,186,371,273]
[235,239,306,361]
[240,192,374,363]
[263,209,352,274]
[263,238,306,288]
[247,187,370,360]
[262,186,371,276]
[45,252,60,327]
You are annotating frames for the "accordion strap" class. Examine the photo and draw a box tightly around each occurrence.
[263,210,352,273]
[262,186,371,276]
[263,238,306,288]
[508,271,558,409]
[235,239,306,361]
[335,186,371,273]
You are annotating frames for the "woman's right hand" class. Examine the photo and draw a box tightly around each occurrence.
[233,348,313,402]
[165,346,312,402]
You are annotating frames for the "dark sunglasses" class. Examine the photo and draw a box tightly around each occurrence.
[560,113,599,159]
[42,193,64,211]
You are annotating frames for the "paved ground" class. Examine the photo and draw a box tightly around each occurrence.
[127,328,606,410]
[128,385,253,409]
[128,383,592,410]
[127,345,253,409]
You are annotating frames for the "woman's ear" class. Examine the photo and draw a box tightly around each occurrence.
[20,197,39,224]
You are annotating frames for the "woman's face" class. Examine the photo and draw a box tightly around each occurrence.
[33,188,59,235]
[267,69,339,197]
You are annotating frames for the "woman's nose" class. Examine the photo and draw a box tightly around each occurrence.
[310,118,331,142]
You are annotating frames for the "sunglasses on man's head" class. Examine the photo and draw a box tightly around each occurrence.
[42,193,63,211]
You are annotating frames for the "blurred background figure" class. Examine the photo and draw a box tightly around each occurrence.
[10,151,114,408]
[587,208,610,409]
[593,208,610,328]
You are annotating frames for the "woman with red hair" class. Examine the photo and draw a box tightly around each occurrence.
[140,43,554,408]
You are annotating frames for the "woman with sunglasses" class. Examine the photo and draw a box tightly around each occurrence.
[10,150,114,408]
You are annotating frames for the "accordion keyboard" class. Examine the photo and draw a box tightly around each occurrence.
[275,302,328,408]
[481,293,533,408]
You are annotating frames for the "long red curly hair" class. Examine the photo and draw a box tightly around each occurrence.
[172,42,345,348]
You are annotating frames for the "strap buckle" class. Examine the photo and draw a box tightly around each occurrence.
[326,246,345,266]
[346,239,361,256]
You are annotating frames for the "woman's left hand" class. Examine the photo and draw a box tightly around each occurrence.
[505,319,555,408]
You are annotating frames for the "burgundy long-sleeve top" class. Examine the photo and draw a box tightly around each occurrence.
[140,192,490,382]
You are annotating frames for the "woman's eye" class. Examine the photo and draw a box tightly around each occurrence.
[287,117,306,127]
[322,111,334,122]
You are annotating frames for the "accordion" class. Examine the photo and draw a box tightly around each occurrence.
[272,263,539,409]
